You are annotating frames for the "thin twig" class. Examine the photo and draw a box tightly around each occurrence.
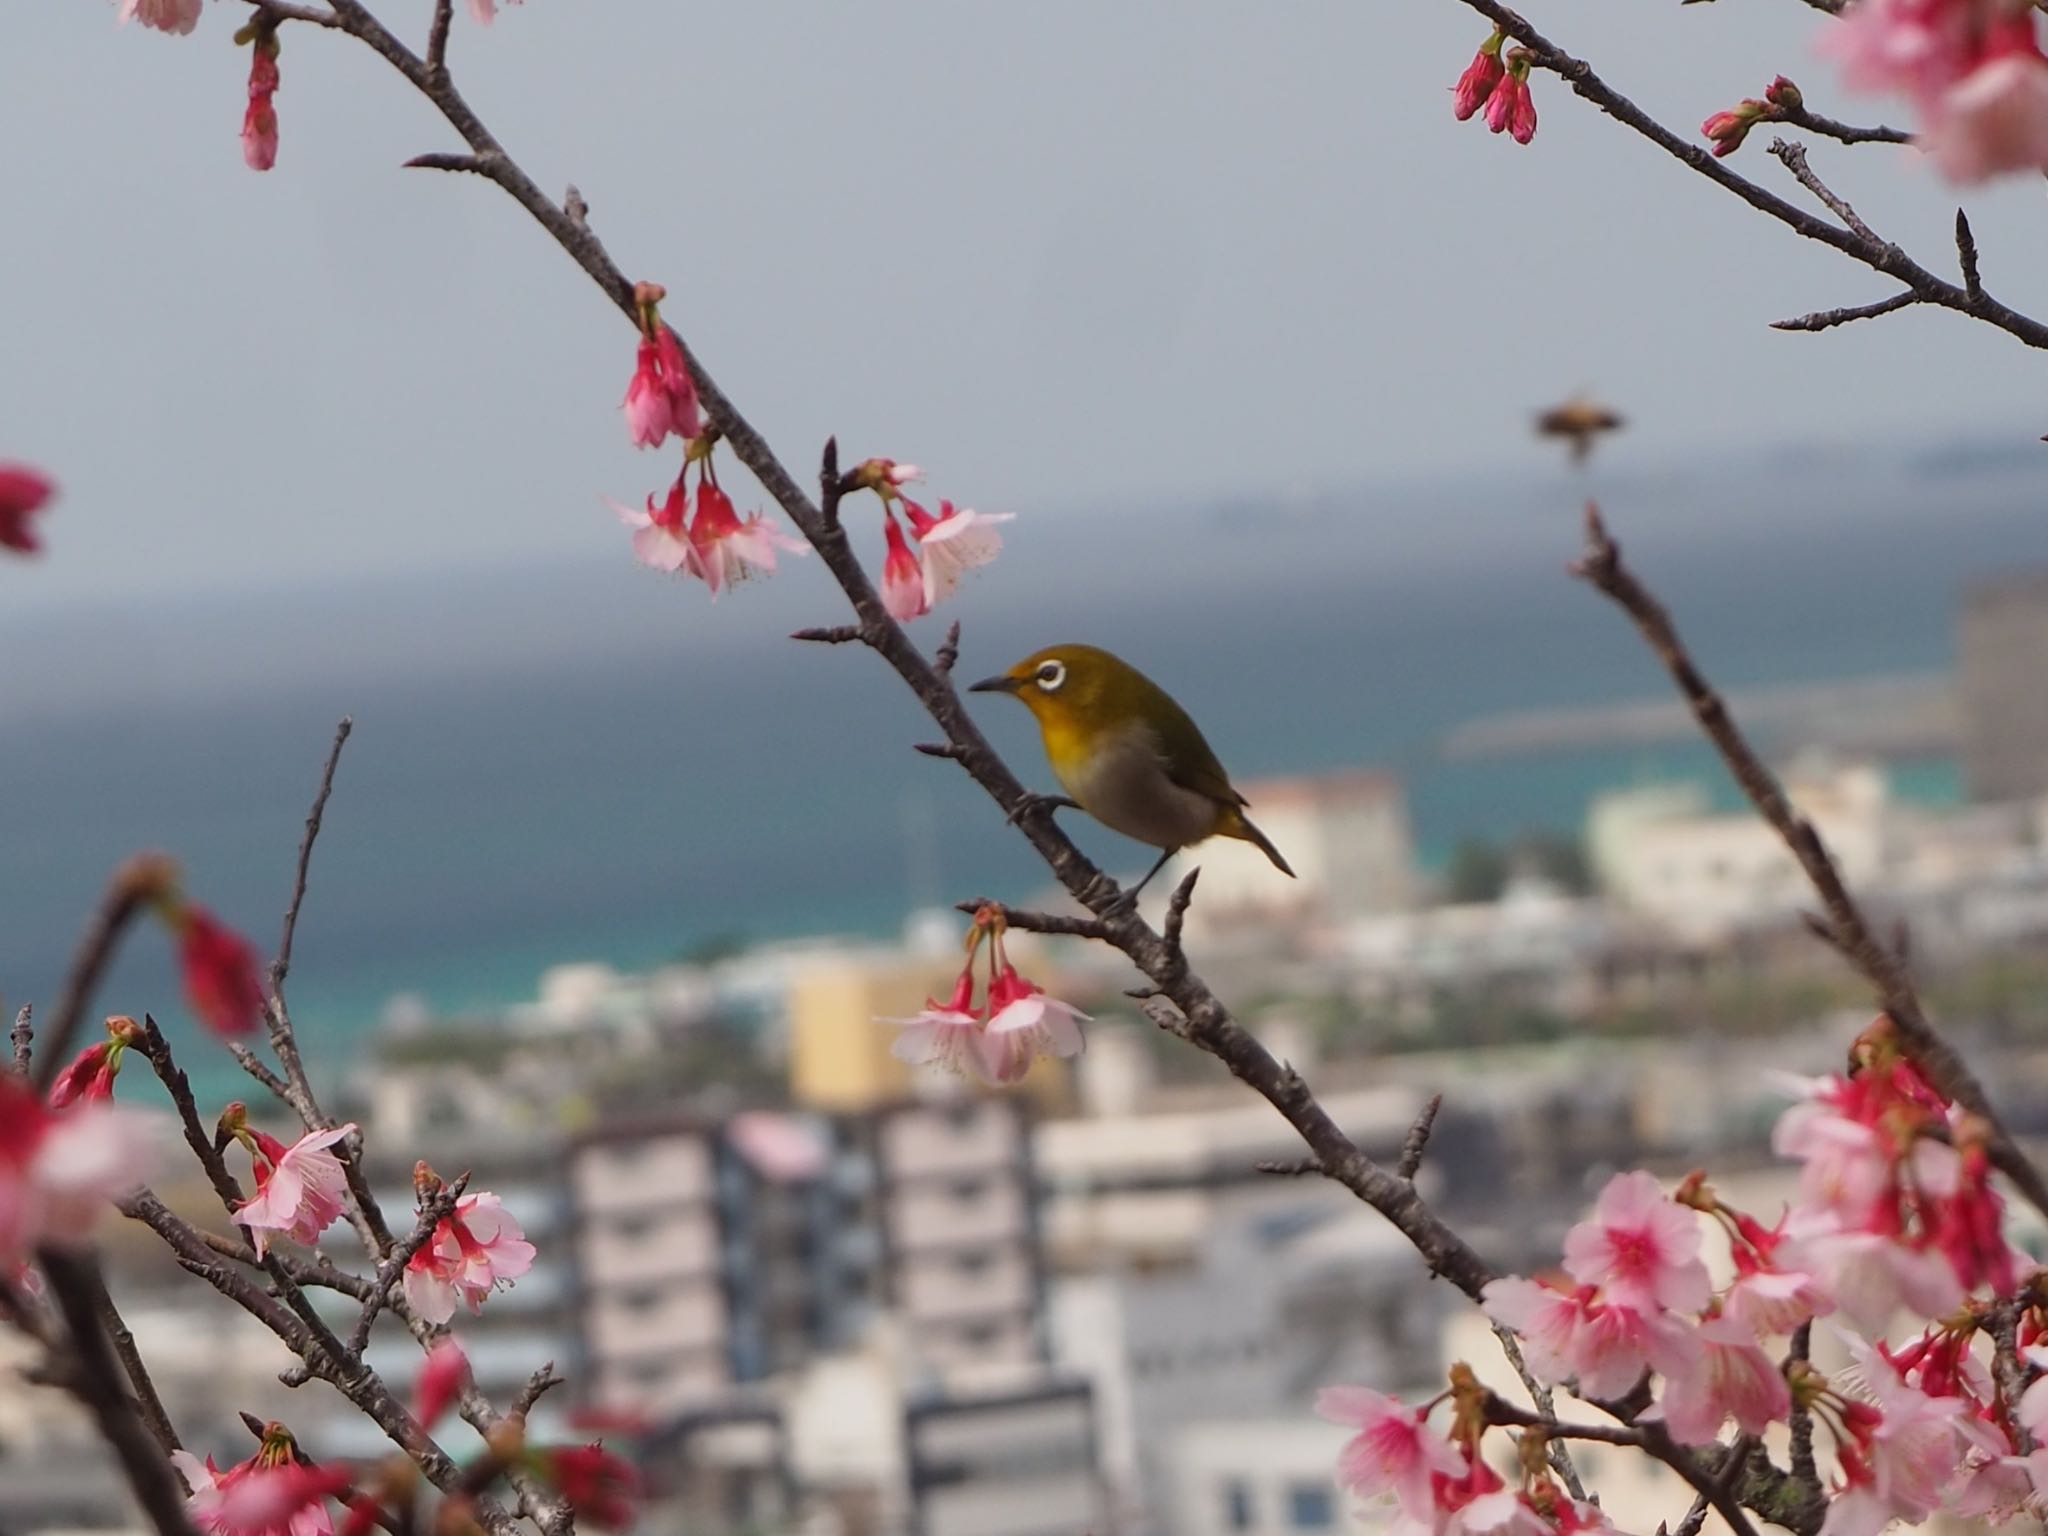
[11,1003,31,1077]
[348,1174,468,1359]
[33,858,156,1093]
[1485,1398,1759,1536]
[1397,1093,1445,1182]
[274,717,350,997]
[78,1261,182,1460]
[1771,291,1920,332]
[1777,104,1910,146]
[1162,868,1200,958]
[1788,1321,1817,1491]
[38,1250,194,1536]
[791,624,864,644]
[1254,1157,1324,1176]
[935,620,962,677]
[1490,1326,1587,1500]
[1768,139,1879,243]
[511,1363,565,1417]
[1572,501,2048,1221]
[424,0,452,74]
[958,899,1113,943]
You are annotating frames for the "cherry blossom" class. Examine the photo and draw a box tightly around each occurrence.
[467,0,524,24]
[879,509,929,622]
[886,971,991,1080]
[684,481,806,597]
[414,1337,470,1431]
[903,499,1013,608]
[403,1191,536,1324]
[0,463,54,555]
[232,1119,357,1258]
[118,0,204,35]
[243,37,280,172]
[1648,1314,1791,1446]
[612,481,693,573]
[172,1439,348,1536]
[533,1443,638,1529]
[621,285,701,447]
[980,964,1088,1084]
[48,1021,138,1110]
[1315,1386,1467,1516]
[1485,65,1538,145]
[1562,1170,1711,1314]
[0,1073,153,1266]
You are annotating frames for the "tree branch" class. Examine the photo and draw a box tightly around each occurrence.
[12,1003,32,1077]
[1770,291,1919,332]
[1572,501,2048,1220]
[1767,139,1878,243]
[32,858,155,1092]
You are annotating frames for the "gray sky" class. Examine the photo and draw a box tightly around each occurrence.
[6,0,2048,618]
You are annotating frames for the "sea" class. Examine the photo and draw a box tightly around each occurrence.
[4,441,2043,1100]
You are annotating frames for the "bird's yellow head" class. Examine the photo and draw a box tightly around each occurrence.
[967,644,1135,732]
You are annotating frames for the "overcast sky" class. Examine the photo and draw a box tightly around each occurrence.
[6,0,2048,620]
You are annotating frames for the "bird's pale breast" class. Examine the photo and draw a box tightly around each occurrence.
[1049,719,1222,851]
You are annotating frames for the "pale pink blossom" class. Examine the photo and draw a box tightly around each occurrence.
[1315,1386,1467,1517]
[402,1192,536,1324]
[1722,1262,1831,1337]
[903,499,1013,608]
[684,482,805,597]
[119,0,204,35]
[1452,1489,1552,1536]
[1823,1336,1977,1536]
[1648,1314,1791,1446]
[1562,1170,1711,1314]
[880,510,929,622]
[981,964,1087,1084]
[886,972,991,1081]
[234,1124,355,1259]
[467,0,523,24]
[612,482,692,574]
[620,328,700,447]
[0,1075,153,1266]
[1782,1220,1963,1334]
[1824,0,1978,108]
[171,1450,347,1536]
[1923,47,2048,181]
[1482,1275,1696,1398]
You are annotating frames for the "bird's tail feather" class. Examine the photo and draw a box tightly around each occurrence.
[1223,809,1295,878]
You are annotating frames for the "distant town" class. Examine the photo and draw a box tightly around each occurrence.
[18,571,2048,1536]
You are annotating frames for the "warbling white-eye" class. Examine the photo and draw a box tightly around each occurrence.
[970,644,1296,903]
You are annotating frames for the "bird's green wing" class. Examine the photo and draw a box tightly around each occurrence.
[1140,677,1247,809]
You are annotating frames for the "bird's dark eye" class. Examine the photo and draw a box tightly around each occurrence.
[1035,661,1067,692]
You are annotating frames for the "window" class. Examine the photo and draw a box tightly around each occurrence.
[1288,1482,1335,1531]
[1221,1477,1256,1533]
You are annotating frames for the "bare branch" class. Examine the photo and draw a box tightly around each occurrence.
[1767,139,1879,243]
[274,717,350,997]
[1573,501,2048,1220]
[1489,1325,1587,1500]
[402,151,498,176]
[1254,1157,1324,1176]
[1162,868,1200,958]
[424,0,452,75]
[1776,104,1910,146]
[791,624,864,644]
[77,1260,182,1460]
[1485,1398,1759,1536]
[12,1003,31,1077]
[33,856,155,1092]
[1770,291,1920,332]
[251,0,346,26]
[38,1250,194,1536]
[512,1362,566,1417]
[913,741,968,761]
[935,620,962,677]
[958,898,1113,943]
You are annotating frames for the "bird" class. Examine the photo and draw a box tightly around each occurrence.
[969,643,1295,906]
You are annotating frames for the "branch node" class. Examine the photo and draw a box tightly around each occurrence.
[935,621,962,677]
[1956,207,1984,301]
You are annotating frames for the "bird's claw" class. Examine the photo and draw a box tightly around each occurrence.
[1006,793,1080,828]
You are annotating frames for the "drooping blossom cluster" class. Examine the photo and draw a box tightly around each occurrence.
[220,1103,358,1259]
[852,457,1014,623]
[402,1164,538,1324]
[0,1071,153,1270]
[47,1016,144,1109]
[884,905,1087,1085]
[169,899,268,1038]
[611,282,805,596]
[1451,31,1538,145]
[1827,0,2048,180]
[0,462,54,556]
[1700,76,1806,158]
[1323,1017,2046,1536]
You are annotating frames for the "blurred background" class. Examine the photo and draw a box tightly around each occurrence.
[9,1,2048,1533]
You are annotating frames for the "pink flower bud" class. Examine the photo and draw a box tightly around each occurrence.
[1452,39,1507,122]
[1702,107,1760,157]
[0,464,55,555]
[1765,74,1803,111]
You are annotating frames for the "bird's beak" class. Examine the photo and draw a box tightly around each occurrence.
[968,675,1021,694]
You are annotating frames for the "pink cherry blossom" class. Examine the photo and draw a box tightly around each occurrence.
[1822,1336,1977,1536]
[981,964,1087,1084]
[234,1124,356,1259]
[886,971,991,1081]
[880,509,929,622]
[0,1074,153,1266]
[118,0,204,35]
[1485,70,1537,144]
[1782,1219,1963,1334]
[48,1042,121,1109]
[1315,1386,1467,1517]
[620,327,700,448]
[0,464,54,555]
[1722,1260,1831,1337]
[1452,1489,1552,1536]
[1453,39,1507,121]
[1649,1314,1791,1446]
[902,499,1013,608]
[1482,1275,1697,1398]
[402,1192,536,1325]
[684,482,805,597]
[466,0,523,25]
[172,1449,347,1536]
[612,481,692,574]
[1824,0,1979,109]
[1923,44,2048,181]
[1562,1170,1711,1314]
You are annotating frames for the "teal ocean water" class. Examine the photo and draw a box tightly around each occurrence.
[3,447,2039,1100]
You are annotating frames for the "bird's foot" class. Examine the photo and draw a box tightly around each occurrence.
[1006,793,1081,828]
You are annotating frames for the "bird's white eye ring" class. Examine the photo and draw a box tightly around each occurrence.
[1035,661,1066,692]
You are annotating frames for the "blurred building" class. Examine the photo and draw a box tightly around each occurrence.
[1961,568,2048,800]
[1173,771,1414,937]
